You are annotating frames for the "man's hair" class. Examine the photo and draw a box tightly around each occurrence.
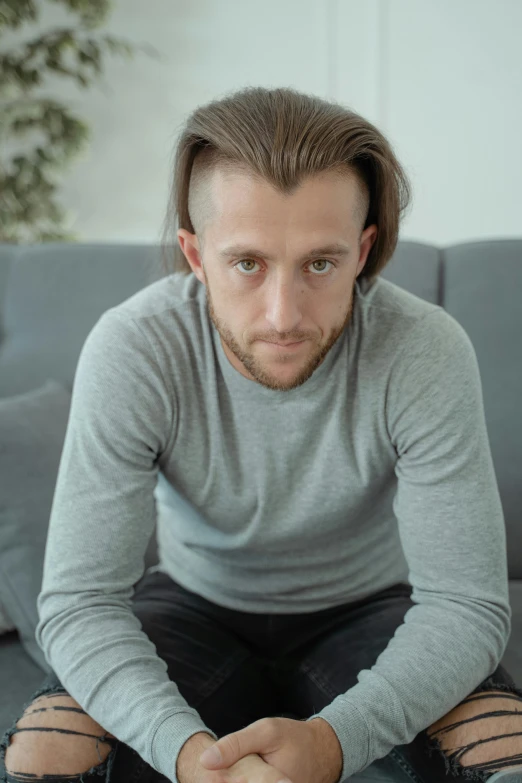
[160,86,412,283]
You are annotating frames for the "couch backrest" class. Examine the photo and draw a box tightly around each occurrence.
[0,243,163,399]
[440,240,522,579]
[0,239,520,577]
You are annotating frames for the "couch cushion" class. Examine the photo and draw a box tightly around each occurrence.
[380,240,440,305]
[443,240,522,578]
[0,243,164,398]
[0,380,71,672]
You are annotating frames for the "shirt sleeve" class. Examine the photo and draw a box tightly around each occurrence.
[35,309,218,783]
[306,308,512,780]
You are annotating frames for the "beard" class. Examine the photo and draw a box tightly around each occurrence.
[203,276,357,392]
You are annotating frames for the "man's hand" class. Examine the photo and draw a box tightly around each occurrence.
[216,754,293,783]
[176,731,293,783]
[198,716,343,783]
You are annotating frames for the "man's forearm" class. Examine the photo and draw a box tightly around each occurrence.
[308,717,343,783]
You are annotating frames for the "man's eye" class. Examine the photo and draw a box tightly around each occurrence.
[235,259,259,274]
[309,259,334,275]
[234,259,334,276]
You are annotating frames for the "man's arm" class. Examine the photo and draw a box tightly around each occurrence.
[304,309,511,780]
[36,309,218,781]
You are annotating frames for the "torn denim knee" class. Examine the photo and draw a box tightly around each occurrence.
[0,682,118,783]
[424,678,522,783]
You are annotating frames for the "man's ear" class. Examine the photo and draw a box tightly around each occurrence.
[177,229,206,285]
[357,224,378,277]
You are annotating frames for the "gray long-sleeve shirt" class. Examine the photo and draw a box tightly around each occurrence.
[35,270,511,782]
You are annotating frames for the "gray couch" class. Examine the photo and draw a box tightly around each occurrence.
[0,239,520,783]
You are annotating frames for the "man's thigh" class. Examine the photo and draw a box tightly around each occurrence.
[269,581,415,714]
[268,580,516,718]
[131,569,282,737]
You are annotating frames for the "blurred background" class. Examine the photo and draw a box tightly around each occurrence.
[1,0,521,246]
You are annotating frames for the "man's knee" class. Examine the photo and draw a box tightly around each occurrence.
[427,689,522,776]
[4,693,116,778]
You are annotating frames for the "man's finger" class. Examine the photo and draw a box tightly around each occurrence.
[199,724,265,769]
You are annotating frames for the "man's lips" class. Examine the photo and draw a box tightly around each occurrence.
[260,340,306,349]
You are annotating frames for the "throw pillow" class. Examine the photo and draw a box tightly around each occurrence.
[0,379,71,672]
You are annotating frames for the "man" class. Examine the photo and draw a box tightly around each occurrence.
[6,86,522,783]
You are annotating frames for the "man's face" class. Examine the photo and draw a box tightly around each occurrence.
[178,168,377,392]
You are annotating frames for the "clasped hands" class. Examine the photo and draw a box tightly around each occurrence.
[198,715,343,783]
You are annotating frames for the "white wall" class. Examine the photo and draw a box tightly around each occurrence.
[5,0,522,246]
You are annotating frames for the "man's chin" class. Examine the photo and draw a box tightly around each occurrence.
[247,351,327,390]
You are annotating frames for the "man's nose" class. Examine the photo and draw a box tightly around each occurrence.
[264,277,303,334]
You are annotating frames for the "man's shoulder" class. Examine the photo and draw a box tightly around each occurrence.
[357,276,471,364]
[80,271,206,373]
[105,271,203,325]
[359,275,441,323]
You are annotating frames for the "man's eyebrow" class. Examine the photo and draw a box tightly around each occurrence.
[218,242,351,261]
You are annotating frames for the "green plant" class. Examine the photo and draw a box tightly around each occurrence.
[0,0,157,243]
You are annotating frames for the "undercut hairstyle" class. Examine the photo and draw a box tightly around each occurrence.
[160,86,412,283]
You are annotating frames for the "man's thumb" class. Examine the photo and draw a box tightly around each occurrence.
[199,728,260,769]
[199,745,223,767]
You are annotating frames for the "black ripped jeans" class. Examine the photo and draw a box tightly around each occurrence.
[2,569,521,783]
